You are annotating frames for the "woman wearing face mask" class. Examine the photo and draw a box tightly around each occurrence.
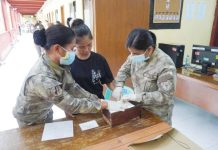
[112,28,176,124]
[70,19,114,99]
[13,25,108,127]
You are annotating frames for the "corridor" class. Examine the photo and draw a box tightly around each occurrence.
[0,33,64,131]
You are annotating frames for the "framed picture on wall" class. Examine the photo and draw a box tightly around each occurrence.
[149,0,184,29]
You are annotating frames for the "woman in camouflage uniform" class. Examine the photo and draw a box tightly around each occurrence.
[13,25,108,127]
[112,28,176,124]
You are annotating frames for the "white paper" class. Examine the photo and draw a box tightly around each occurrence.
[41,121,73,141]
[79,120,99,131]
[107,101,134,113]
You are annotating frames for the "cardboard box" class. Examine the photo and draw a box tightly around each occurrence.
[129,129,202,150]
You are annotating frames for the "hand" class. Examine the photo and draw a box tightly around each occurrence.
[111,87,122,100]
[121,94,136,102]
[100,99,108,110]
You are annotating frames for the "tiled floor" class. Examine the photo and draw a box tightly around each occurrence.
[172,99,218,150]
[0,34,218,150]
[0,33,38,131]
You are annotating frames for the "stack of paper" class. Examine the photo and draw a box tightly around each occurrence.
[107,101,134,113]
[41,121,73,141]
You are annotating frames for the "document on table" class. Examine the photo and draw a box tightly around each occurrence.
[41,120,73,141]
[79,120,99,131]
[107,101,134,113]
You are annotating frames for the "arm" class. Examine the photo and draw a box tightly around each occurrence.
[63,68,99,101]
[136,66,176,106]
[115,56,132,87]
[106,82,115,91]
[33,76,101,114]
[68,79,99,101]
[100,56,114,91]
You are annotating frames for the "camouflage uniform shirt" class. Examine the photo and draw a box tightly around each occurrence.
[115,48,176,124]
[13,54,101,126]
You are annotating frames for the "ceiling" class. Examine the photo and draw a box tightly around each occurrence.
[7,0,46,15]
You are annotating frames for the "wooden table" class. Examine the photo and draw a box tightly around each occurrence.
[176,68,218,116]
[0,111,171,150]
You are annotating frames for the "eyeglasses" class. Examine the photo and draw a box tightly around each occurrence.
[60,46,72,52]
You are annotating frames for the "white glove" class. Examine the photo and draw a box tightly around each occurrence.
[111,87,122,100]
[121,94,136,102]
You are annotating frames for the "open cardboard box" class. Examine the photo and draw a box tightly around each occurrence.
[83,122,202,150]
[129,128,202,150]
[102,101,141,127]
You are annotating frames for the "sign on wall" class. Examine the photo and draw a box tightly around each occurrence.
[149,0,184,29]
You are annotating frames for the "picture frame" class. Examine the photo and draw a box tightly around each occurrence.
[149,0,184,29]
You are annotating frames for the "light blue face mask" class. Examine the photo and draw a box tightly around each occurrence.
[60,47,76,65]
[131,53,150,63]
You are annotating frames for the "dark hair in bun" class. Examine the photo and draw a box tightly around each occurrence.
[71,18,84,27]
[70,18,93,42]
[126,28,156,51]
[33,29,46,47]
[33,24,75,50]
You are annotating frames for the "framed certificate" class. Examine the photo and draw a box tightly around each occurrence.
[149,0,184,29]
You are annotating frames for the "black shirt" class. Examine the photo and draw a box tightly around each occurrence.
[70,52,114,99]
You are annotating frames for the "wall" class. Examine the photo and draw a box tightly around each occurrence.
[0,0,21,61]
[37,0,84,26]
[6,1,12,30]
[0,32,12,60]
[36,0,216,65]
[151,0,216,59]
[76,0,84,19]
[0,1,6,33]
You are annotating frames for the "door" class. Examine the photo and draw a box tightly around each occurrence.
[60,6,65,25]
[94,0,150,76]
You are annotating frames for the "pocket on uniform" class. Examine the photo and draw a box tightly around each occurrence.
[143,73,157,91]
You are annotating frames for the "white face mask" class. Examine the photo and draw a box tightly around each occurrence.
[131,53,150,63]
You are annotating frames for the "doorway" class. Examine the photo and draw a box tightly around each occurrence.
[210,0,218,46]
[60,6,65,25]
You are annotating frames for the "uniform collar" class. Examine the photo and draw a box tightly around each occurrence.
[42,54,65,77]
[149,48,159,61]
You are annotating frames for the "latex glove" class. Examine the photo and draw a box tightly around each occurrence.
[111,87,122,100]
[121,94,136,102]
